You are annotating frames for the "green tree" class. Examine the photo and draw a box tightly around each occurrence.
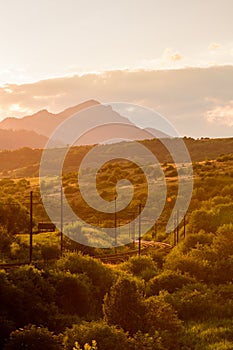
[147,270,195,296]
[0,197,30,234]
[56,253,115,316]
[103,275,145,334]
[189,208,216,233]
[73,340,98,350]
[0,226,14,257]
[3,325,62,350]
[121,255,158,281]
[144,295,183,348]
[63,321,129,350]
[51,271,93,317]
[7,266,58,328]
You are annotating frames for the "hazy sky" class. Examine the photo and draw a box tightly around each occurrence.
[0,0,233,84]
[0,1,232,137]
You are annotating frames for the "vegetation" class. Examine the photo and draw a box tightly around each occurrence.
[0,144,233,349]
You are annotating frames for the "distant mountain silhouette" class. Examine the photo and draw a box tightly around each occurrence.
[0,100,99,138]
[0,100,171,149]
[0,129,48,150]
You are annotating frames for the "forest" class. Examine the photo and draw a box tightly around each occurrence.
[0,141,233,349]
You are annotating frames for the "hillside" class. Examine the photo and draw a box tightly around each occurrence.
[0,137,232,178]
[0,99,99,137]
[0,129,48,150]
[0,100,167,148]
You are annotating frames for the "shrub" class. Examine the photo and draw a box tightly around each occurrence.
[63,321,129,350]
[56,253,115,316]
[147,270,195,296]
[103,275,145,334]
[41,245,60,261]
[51,271,93,317]
[3,325,62,350]
[121,255,158,281]
[144,295,183,348]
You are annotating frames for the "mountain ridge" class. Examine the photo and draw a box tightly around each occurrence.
[0,100,171,149]
[0,99,100,137]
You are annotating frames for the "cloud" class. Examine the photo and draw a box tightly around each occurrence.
[0,66,233,137]
[206,101,233,126]
[162,48,184,62]
[171,53,184,61]
[208,42,221,50]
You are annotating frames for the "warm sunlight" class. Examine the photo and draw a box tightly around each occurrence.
[0,2,233,349]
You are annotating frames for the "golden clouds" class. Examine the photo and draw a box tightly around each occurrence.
[171,53,184,61]
[0,66,233,137]
[208,42,221,50]
[206,101,233,127]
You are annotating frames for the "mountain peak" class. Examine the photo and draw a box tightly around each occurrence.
[57,99,100,119]
[0,100,101,137]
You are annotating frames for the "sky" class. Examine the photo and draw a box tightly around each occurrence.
[0,0,233,137]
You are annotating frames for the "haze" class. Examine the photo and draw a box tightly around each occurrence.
[0,0,232,138]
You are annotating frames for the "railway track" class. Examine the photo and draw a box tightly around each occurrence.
[96,241,173,263]
[0,241,172,268]
[0,262,29,270]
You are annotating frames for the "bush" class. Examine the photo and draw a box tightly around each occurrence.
[56,253,115,317]
[3,325,62,350]
[147,270,195,296]
[51,271,93,317]
[180,232,214,254]
[163,283,214,321]
[181,319,233,350]
[63,321,129,350]
[121,255,158,281]
[7,266,58,328]
[41,245,60,261]
[103,275,145,334]
[144,295,183,348]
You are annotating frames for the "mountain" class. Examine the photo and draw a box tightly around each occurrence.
[144,127,171,139]
[0,129,48,150]
[0,99,100,137]
[0,99,171,149]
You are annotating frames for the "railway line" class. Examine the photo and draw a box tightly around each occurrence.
[0,241,172,268]
[95,241,172,263]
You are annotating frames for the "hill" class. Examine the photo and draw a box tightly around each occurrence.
[0,137,232,178]
[0,100,170,149]
[0,129,48,150]
[0,99,99,138]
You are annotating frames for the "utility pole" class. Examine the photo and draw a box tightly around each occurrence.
[138,203,141,255]
[176,210,179,244]
[183,214,186,239]
[114,196,117,253]
[153,222,157,240]
[132,214,135,248]
[173,213,176,246]
[61,186,63,257]
[29,191,33,264]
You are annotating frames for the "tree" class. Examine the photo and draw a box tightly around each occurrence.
[0,197,30,234]
[63,321,129,350]
[121,255,158,281]
[189,208,216,233]
[143,295,183,349]
[73,340,98,350]
[147,270,195,296]
[3,325,62,350]
[0,226,14,257]
[51,271,93,316]
[103,275,146,334]
[56,253,115,316]
[7,266,58,328]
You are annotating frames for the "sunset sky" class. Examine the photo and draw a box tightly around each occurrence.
[0,0,232,137]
